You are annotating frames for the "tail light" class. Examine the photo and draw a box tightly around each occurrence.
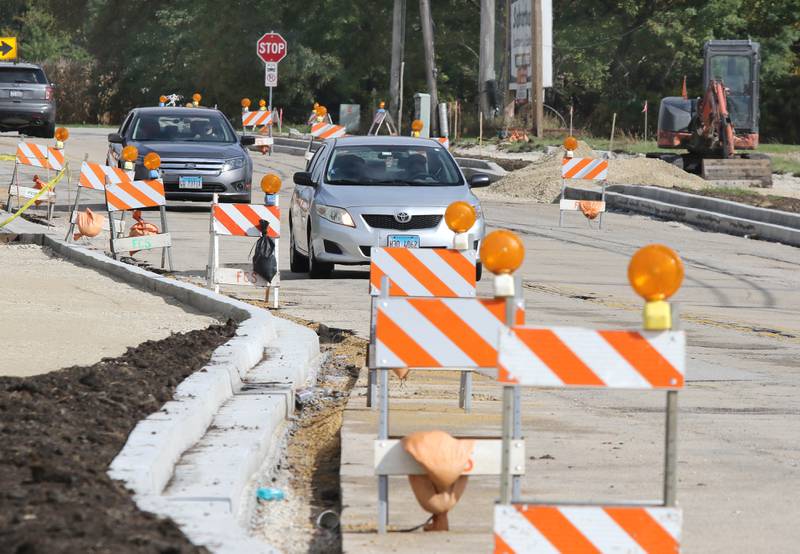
[45,86,53,101]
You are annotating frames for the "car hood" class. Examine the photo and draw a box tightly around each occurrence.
[317,184,478,208]
[131,141,244,159]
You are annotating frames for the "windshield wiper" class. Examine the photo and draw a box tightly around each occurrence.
[327,179,366,185]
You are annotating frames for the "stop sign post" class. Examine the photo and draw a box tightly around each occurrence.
[256,32,287,111]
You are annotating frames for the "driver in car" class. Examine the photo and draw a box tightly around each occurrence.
[406,154,429,180]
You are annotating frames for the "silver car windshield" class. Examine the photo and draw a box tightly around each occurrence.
[325,145,463,186]
[130,114,236,143]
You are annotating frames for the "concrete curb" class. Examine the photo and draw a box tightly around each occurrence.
[2,231,320,552]
[566,185,800,248]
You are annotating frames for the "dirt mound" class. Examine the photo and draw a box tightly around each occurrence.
[609,157,706,189]
[479,141,705,203]
[0,321,236,553]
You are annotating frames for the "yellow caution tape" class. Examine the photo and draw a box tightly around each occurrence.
[0,154,16,162]
[0,165,67,229]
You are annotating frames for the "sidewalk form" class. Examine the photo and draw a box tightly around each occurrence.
[2,220,321,553]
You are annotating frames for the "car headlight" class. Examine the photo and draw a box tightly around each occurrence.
[316,204,356,227]
[222,157,246,172]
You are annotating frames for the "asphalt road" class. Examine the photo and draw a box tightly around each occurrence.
[2,128,798,551]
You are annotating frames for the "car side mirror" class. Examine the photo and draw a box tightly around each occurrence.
[108,132,124,144]
[469,173,491,188]
[240,135,255,146]
[293,171,315,187]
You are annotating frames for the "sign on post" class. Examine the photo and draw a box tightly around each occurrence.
[257,33,287,64]
[0,37,17,61]
[265,62,278,87]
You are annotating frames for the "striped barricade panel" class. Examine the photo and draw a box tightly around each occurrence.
[79,161,128,190]
[16,143,65,171]
[494,504,681,554]
[374,297,524,369]
[311,122,347,139]
[497,326,685,389]
[561,157,608,180]
[105,179,165,212]
[243,110,273,127]
[213,204,280,238]
[370,247,476,297]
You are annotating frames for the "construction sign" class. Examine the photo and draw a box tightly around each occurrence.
[0,37,17,61]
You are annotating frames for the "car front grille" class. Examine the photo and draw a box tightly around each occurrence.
[362,214,442,231]
[158,157,225,176]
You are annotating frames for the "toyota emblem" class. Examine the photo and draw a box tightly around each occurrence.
[394,212,411,223]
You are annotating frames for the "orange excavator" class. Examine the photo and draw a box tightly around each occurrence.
[652,40,771,186]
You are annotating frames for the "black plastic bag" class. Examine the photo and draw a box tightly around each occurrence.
[253,219,277,282]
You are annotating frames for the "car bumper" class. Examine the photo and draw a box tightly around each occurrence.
[0,103,55,128]
[310,207,485,265]
[138,167,252,201]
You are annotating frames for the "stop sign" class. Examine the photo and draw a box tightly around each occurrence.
[257,33,287,64]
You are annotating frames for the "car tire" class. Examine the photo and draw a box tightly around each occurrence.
[289,222,309,273]
[41,123,55,139]
[308,228,333,279]
[476,262,483,282]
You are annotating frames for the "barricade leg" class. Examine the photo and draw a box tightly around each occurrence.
[378,368,389,533]
[65,186,83,241]
[5,163,18,211]
[512,385,522,499]
[499,385,514,504]
[367,368,377,408]
[159,205,174,271]
[664,390,678,506]
[558,179,565,227]
[459,370,472,412]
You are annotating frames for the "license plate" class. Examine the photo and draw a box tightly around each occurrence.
[9,90,22,98]
[387,234,420,248]
[179,176,202,189]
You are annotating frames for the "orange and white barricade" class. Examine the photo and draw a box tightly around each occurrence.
[367,246,477,409]
[243,109,275,152]
[5,141,67,224]
[493,322,686,551]
[371,290,525,534]
[65,162,129,241]
[304,121,347,163]
[207,196,281,307]
[559,153,609,228]
[104,175,173,270]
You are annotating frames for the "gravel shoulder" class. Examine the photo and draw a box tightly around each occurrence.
[0,244,217,377]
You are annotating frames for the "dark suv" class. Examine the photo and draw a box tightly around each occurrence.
[0,62,56,138]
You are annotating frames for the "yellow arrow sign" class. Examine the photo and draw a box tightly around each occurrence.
[0,37,18,61]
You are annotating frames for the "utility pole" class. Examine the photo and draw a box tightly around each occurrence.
[531,0,544,137]
[479,0,496,118]
[499,0,511,126]
[419,0,439,135]
[389,0,406,118]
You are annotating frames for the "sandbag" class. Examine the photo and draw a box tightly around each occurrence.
[407,474,468,515]
[253,219,277,282]
[128,210,159,254]
[73,208,104,240]
[402,431,474,490]
[578,200,603,220]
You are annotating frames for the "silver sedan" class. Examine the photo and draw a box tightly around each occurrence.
[289,136,489,278]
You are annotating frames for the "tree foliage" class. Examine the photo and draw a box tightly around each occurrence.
[1,0,797,141]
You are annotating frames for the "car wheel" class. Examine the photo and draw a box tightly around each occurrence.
[476,262,483,282]
[308,228,333,279]
[289,222,309,273]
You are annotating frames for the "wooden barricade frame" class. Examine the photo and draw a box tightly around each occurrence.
[559,156,609,229]
[104,176,173,271]
[370,279,527,534]
[5,142,68,226]
[206,193,281,308]
[492,323,686,553]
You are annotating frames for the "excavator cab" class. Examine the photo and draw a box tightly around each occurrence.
[704,40,760,138]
